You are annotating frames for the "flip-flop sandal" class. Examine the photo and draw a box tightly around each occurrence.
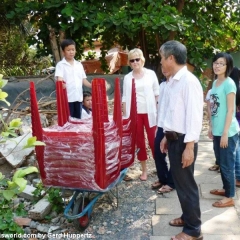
[151,181,162,189]
[123,175,133,181]
[169,217,185,227]
[210,189,225,196]
[208,164,219,171]
[157,185,173,194]
[212,199,235,208]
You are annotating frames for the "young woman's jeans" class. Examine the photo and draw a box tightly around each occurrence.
[213,133,239,197]
[235,133,240,181]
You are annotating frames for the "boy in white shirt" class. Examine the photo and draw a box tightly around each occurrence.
[55,39,91,119]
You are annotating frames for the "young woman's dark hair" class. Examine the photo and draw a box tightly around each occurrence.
[212,52,233,77]
[60,39,76,51]
[230,67,240,107]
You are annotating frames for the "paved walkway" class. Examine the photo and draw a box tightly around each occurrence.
[151,138,240,240]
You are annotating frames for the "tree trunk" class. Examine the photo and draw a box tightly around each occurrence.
[139,27,150,68]
[59,30,65,59]
[169,0,185,40]
[48,25,61,64]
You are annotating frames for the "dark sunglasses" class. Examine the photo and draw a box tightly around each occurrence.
[129,58,140,63]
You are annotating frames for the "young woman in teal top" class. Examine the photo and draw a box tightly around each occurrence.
[208,52,239,208]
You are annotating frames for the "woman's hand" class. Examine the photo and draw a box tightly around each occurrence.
[208,128,213,140]
[220,133,228,148]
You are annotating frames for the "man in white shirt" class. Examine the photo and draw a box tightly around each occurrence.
[159,40,203,240]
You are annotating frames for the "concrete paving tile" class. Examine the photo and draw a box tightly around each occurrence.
[150,235,240,240]
[200,199,236,215]
[152,214,180,236]
[155,189,178,199]
[197,142,215,152]
[156,198,182,215]
[152,211,240,236]
[196,151,215,158]
[156,198,231,216]
[199,137,213,143]
[200,183,238,200]
[202,208,240,234]
[195,173,221,185]
[194,159,218,174]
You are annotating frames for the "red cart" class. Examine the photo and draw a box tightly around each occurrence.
[30,77,137,230]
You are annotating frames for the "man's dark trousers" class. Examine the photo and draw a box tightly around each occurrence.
[168,135,201,237]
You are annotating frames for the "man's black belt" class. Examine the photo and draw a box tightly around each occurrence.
[165,131,184,141]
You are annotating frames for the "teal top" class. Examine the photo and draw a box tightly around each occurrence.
[210,77,239,137]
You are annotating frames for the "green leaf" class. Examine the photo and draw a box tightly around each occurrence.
[0,222,8,230]
[7,180,17,189]
[15,203,27,216]
[23,136,45,149]
[0,90,10,106]
[0,172,4,180]
[3,190,16,201]
[0,90,8,99]
[0,79,8,88]
[9,118,22,128]
[14,178,27,192]
[13,166,38,182]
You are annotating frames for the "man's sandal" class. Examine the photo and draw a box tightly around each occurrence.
[151,181,162,189]
[171,232,203,240]
[169,217,185,227]
[208,164,219,171]
[157,185,174,194]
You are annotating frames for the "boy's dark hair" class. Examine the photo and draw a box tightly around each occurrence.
[212,52,233,77]
[83,91,92,99]
[60,39,76,51]
[230,66,240,107]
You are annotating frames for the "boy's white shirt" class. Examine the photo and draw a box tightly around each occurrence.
[81,108,92,119]
[55,58,87,102]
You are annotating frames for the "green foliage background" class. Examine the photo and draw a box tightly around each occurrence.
[1,0,240,81]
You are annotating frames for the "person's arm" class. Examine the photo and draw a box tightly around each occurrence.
[83,78,92,88]
[55,63,66,88]
[207,100,211,120]
[56,76,63,81]
[152,71,159,105]
[220,92,235,148]
[182,78,203,168]
[122,102,126,116]
[122,75,128,117]
[208,100,213,140]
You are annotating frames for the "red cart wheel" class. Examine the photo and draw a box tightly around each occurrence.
[73,197,90,231]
